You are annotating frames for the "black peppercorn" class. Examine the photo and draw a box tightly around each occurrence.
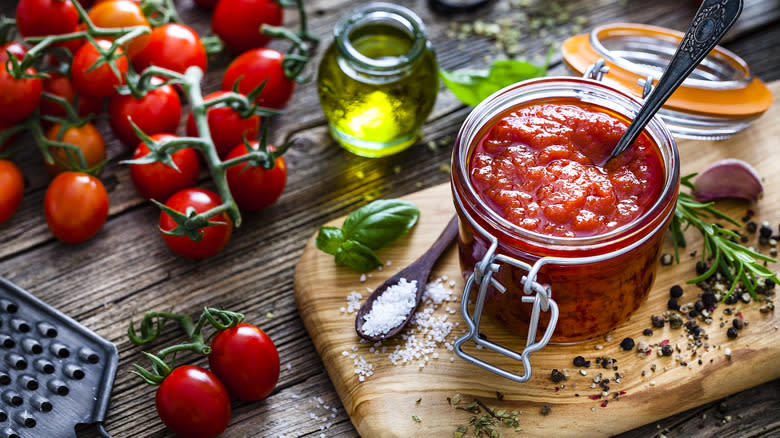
[759,223,772,238]
[573,356,589,367]
[651,315,665,328]
[732,318,744,330]
[660,253,673,266]
[725,294,738,305]
[667,298,680,311]
[694,300,704,311]
[619,338,635,351]
[669,285,683,298]
[726,327,738,338]
[688,309,699,318]
[669,313,684,329]
[661,345,673,356]
[765,278,776,290]
[746,221,757,233]
[702,293,717,307]
[550,368,564,383]
[643,328,653,336]
[695,261,708,276]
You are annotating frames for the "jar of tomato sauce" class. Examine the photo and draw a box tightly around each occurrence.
[451,70,679,382]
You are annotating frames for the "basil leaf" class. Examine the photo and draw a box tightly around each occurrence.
[342,199,420,250]
[315,226,345,255]
[335,240,382,272]
[439,57,550,107]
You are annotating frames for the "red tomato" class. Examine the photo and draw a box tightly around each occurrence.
[130,134,200,201]
[212,0,283,54]
[40,73,103,119]
[16,0,78,38]
[185,91,260,159]
[71,40,128,98]
[0,42,27,63]
[155,365,230,438]
[132,24,207,75]
[222,48,295,110]
[0,160,24,226]
[209,323,280,401]
[44,172,109,243]
[0,66,41,125]
[44,123,106,177]
[225,142,286,211]
[88,0,151,59]
[108,77,181,149]
[159,188,232,259]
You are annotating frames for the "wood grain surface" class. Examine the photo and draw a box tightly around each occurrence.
[295,82,780,437]
[0,0,779,437]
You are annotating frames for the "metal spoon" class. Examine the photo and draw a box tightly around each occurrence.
[355,215,458,342]
[607,0,743,161]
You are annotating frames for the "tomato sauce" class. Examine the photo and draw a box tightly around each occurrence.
[469,102,664,238]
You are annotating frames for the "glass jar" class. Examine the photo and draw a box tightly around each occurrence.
[451,76,680,381]
[317,2,438,158]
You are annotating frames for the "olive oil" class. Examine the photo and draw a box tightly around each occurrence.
[317,5,438,158]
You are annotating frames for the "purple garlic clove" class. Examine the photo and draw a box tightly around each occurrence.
[693,158,763,203]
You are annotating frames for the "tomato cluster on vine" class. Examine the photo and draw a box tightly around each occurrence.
[129,308,280,438]
[0,0,317,261]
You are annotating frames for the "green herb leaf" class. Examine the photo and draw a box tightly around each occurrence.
[335,240,382,272]
[342,200,420,250]
[315,226,345,255]
[439,56,550,107]
[412,414,422,423]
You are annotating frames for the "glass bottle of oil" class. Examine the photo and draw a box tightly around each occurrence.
[317,3,438,158]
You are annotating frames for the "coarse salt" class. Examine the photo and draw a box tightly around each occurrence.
[361,278,418,337]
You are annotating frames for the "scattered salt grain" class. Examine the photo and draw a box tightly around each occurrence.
[345,291,363,314]
[360,273,367,283]
[361,279,418,337]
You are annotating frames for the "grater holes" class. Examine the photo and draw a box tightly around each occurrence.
[8,320,28,334]
[17,376,37,391]
[0,335,13,350]
[4,355,25,371]
[1,392,22,407]
[36,322,57,339]
[13,412,34,428]
[47,380,68,396]
[30,396,52,413]
[0,411,5,421]
[49,343,69,359]
[0,373,9,386]
[20,338,42,355]
[32,359,54,375]
[2,428,19,438]
[63,364,84,380]
[0,300,17,314]
[78,347,100,364]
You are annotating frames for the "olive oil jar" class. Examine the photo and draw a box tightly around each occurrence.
[317,2,438,157]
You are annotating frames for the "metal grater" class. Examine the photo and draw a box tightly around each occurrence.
[0,276,118,438]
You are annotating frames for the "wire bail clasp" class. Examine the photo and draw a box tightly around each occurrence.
[453,233,559,382]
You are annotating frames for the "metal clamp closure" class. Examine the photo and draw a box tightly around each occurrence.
[453,230,559,383]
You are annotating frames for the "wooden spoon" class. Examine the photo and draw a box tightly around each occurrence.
[355,215,458,342]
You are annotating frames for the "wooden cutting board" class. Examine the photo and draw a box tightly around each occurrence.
[294,82,780,437]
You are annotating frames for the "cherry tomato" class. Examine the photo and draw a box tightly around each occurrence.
[88,0,151,59]
[132,24,207,75]
[72,40,128,98]
[40,72,103,119]
[16,0,78,38]
[212,0,283,54]
[222,48,294,110]
[0,66,41,125]
[0,160,24,226]
[44,123,106,177]
[44,172,108,243]
[108,77,181,149]
[225,142,286,211]
[185,91,260,159]
[155,365,230,438]
[209,323,280,401]
[0,42,27,62]
[159,188,233,259]
[130,134,200,202]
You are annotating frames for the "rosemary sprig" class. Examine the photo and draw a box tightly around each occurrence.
[671,174,779,301]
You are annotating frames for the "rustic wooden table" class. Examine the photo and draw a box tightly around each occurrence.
[1,0,778,437]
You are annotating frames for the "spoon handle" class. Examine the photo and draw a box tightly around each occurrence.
[608,0,743,160]
[408,215,459,272]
